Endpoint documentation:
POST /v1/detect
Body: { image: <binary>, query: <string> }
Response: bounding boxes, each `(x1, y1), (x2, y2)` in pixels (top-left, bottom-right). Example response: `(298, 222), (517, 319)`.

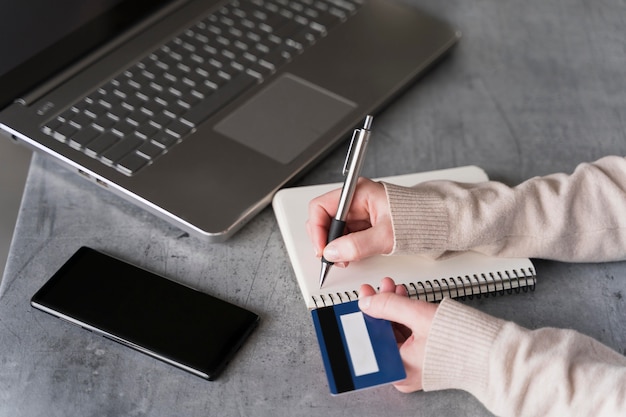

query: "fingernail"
(358, 295), (371, 310)
(324, 244), (340, 262)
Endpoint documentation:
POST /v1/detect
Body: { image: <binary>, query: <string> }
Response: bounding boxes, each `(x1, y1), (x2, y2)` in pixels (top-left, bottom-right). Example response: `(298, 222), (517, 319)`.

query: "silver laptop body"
(0, 0), (458, 241)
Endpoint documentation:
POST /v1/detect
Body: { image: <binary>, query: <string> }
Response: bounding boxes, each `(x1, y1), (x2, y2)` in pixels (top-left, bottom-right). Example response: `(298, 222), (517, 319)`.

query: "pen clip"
(342, 129), (360, 176)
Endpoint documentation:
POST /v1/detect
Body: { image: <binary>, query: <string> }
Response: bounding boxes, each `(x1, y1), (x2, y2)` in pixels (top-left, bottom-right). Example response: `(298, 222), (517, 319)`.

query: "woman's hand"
(306, 178), (394, 268)
(358, 277), (438, 393)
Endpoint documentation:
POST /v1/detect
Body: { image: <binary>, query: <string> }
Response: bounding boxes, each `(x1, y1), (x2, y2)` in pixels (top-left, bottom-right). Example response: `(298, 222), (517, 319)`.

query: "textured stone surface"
(2, 0), (626, 415)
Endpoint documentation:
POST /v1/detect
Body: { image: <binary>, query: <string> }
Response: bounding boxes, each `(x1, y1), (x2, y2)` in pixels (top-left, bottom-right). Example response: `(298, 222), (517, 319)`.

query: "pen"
(319, 115), (374, 288)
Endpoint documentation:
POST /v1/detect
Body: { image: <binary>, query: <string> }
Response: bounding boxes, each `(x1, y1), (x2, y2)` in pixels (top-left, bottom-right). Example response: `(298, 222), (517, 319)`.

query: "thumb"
(324, 224), (393, 263)
(359, 292), (437, 335)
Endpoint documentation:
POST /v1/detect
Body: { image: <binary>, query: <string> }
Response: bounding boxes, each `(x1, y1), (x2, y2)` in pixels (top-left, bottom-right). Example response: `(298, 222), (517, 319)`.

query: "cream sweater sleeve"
(423, 298), (626, 417)
(382, 156), (626, 415)
(383, 155), (626, 262)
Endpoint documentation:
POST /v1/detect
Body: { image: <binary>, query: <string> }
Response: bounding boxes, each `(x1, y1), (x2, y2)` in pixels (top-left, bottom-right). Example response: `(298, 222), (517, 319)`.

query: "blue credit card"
(311, 300), (406, 395)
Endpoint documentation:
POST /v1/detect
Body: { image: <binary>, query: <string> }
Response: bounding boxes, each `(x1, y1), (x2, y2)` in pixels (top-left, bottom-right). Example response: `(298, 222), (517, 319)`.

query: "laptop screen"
(0, 0), (175, 110)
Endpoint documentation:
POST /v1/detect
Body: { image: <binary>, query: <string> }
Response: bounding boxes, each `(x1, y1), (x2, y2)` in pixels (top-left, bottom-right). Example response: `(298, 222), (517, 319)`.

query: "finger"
(358, 283), (377, 297)
(305, 217), (331, 258)
(306, 188), (343, 256)
(395, 284), (408, 297)
(383, 277), (412, 339)
(343, 216), (394, 259)
(379, 277), (396, 293)
(323, 221), (393, 264)
(382, 277), (409, 296)
(359, 291), (437, 334)
(360, 278), (404, 299)
(306, 220), (328, 258)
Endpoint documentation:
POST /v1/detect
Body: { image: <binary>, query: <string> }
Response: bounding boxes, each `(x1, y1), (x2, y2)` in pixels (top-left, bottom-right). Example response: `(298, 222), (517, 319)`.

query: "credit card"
(311, 300), (406, 395)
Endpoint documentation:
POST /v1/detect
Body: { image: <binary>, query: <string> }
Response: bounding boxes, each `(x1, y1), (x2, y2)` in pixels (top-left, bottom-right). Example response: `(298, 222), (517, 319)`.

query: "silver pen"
(319, 115), (374, 288)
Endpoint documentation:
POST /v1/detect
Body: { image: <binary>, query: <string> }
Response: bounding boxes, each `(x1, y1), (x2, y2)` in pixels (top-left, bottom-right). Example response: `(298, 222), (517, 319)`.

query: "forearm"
(423, 298), (626, 417)
(384, 156), (626, 262)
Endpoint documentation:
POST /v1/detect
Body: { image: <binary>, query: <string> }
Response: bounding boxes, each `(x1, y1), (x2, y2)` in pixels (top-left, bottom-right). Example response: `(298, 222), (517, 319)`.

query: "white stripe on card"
(339, 312), (379, 376)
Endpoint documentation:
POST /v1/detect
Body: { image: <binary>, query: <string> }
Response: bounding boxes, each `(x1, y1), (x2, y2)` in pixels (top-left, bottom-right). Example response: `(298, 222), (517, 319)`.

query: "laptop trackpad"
(214, 74), (356, 164)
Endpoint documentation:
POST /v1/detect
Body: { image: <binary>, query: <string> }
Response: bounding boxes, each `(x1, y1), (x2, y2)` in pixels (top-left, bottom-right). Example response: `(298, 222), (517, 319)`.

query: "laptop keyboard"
(41, 0), (363, 176)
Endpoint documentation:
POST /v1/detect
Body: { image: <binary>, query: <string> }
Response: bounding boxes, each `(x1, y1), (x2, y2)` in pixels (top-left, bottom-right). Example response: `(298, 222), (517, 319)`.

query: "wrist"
(422, 298), (503, 399)
(382, 182), (449, 254)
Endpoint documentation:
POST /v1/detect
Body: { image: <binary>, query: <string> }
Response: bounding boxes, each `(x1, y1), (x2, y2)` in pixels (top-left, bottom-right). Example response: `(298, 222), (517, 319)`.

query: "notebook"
(272, 166), (537, 309)
(0, 0), (459, 242)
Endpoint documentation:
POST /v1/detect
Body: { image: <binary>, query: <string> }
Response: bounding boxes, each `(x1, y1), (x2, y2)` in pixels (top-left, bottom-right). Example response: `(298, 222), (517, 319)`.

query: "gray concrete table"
(2, 0), (626, 416)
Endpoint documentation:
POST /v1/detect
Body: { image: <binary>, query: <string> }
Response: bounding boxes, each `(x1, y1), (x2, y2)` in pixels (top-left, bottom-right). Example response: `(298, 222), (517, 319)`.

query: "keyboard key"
(92, 115), (115, 131)
(263, 47), (292, 67)
(117, 152), (149, 175)
(101, 136), (144, 165)
(85, 132), (119, 157)
(53, 124), (78, 143)
(136, 141), (164, 160)
(272, 20), (304, 38)
(249, 61), (274, 78)
(136, 123), (159, 140)
(111, 120), (136, 137)
(126, 110), (150, 127)
(151, 112), (174, 129)
(152, 132), (179, 149)
(41, 119), (61, 136)
(165, 119), (192, 139)
(69, 127), (99, 149)
(71, 112), (94, 129)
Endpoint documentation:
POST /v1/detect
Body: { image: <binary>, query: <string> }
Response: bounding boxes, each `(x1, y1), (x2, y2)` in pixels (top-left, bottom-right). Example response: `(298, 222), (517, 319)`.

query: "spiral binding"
(311, 267), (536, 308)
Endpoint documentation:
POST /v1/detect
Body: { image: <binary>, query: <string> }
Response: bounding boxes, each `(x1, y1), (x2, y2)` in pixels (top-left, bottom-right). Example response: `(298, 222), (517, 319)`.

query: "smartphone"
(31, 246), (259, 380)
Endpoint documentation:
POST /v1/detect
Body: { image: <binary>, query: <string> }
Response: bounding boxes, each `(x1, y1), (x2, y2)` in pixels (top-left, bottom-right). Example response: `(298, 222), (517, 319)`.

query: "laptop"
(0, 0), (458, 242)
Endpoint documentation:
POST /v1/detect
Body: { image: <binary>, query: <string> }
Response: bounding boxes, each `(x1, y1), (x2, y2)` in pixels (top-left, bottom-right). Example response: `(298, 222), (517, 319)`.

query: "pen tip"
(319, 262), (331, 289)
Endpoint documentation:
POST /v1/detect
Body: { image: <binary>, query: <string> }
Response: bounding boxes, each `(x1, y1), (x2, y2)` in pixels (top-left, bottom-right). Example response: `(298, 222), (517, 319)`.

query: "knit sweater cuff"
(422, 298), (503, 399)
(382, 182), (448, 254)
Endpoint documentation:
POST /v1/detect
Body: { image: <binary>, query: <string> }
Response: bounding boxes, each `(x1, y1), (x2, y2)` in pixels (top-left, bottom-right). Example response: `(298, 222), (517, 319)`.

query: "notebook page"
(273, 166), (535, 309)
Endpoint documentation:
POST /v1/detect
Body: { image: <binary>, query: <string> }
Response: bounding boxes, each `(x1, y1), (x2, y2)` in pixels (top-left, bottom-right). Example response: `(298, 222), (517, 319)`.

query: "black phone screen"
(31, 247), (259, 380)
